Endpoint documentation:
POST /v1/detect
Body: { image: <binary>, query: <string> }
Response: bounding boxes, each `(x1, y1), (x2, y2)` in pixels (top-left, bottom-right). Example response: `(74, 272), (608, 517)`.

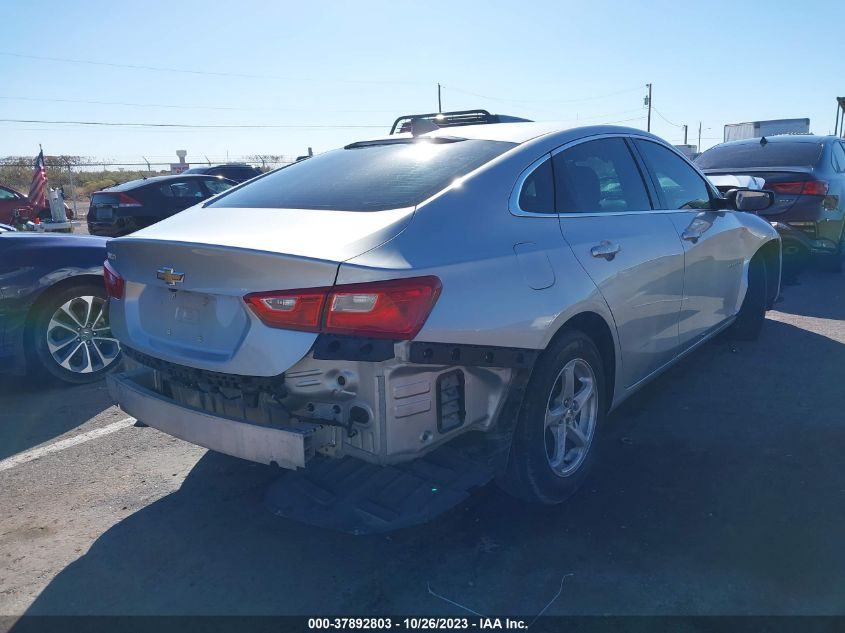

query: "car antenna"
(759, 136), (768, 146)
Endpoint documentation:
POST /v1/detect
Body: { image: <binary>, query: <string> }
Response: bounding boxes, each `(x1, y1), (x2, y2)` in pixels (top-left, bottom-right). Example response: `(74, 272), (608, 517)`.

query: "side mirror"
(725, 188), (774, 212)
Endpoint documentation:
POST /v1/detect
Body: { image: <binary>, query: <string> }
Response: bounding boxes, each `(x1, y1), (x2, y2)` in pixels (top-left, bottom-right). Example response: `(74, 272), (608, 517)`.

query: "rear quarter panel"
(337, 140), (620, 377)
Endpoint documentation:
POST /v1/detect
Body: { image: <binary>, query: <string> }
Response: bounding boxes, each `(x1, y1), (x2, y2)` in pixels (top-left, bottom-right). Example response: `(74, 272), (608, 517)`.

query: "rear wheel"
(501, 329), (606, 505)
(28, 282), (122, 384)
(727, 255), (767, 341)
(820, 237), (844, 273)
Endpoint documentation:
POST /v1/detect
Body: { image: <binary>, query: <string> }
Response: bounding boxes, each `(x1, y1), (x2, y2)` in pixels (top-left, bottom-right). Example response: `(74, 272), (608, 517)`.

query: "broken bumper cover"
(108, 340), (527, 470)
(107, 369), (311, 469)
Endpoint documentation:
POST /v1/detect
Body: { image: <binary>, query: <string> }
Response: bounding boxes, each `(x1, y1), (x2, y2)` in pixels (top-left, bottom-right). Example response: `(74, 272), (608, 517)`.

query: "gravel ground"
(0, 271), (843, 616)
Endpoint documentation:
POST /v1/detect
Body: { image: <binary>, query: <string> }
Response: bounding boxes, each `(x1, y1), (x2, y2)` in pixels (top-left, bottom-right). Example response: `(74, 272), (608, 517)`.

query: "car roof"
(103, 174), (232, 192)
(358, 122), (664, 147)
(708, 134), (832, 149)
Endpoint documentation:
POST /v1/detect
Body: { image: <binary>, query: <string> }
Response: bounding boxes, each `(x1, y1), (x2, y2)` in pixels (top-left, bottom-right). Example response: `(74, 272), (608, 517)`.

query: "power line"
(0, 51), (425, 86)
(597, 116), (648, 125)
(442, 84), (643, 105)
(652, 108), (684, 128)
(0, 118), (384, 129)
(561, 108), (647, 123)
(0, 95), (402, 114)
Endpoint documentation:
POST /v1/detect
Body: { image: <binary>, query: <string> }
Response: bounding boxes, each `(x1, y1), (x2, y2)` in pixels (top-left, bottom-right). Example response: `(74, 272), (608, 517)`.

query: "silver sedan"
(104, 121), (780, 505)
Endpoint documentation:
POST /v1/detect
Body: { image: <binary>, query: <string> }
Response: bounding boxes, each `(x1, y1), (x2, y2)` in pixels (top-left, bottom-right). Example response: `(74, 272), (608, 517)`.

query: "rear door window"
(635, 140), (713, 210)
(518, 158), (555, 213)
(208, 139), (516, 211)
(553, 138), (652, 213)
(158, 180), (205, 200)
(203, 178), (235, 195)
(238, 167), (260, 180)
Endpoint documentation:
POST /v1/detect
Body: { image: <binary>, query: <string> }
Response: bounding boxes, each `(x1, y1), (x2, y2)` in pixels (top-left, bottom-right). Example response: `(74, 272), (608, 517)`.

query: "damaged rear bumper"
(108, 341), (530, 470)
(107, 369), (318, 469)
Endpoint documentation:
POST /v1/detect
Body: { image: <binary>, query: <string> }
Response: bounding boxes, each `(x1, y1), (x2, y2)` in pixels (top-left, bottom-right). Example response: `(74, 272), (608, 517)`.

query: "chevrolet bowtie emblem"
(157, 267), (185, 286)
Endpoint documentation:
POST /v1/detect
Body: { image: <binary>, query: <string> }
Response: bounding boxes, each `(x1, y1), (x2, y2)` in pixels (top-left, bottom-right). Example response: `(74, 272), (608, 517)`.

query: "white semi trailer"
(724, 118), (810, 142)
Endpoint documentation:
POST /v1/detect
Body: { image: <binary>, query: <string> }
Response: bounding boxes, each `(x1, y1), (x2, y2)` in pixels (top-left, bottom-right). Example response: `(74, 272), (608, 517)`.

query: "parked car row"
(0, 165), (260, 380)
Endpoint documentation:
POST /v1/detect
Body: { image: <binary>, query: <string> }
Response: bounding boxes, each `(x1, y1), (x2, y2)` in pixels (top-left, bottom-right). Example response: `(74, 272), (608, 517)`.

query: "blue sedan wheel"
(30, 282), (122, 384)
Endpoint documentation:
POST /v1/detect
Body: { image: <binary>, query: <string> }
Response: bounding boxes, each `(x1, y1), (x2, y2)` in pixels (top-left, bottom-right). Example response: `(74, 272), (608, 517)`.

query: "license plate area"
(136, 287), (249, 358)
(96, 206), (114, 220)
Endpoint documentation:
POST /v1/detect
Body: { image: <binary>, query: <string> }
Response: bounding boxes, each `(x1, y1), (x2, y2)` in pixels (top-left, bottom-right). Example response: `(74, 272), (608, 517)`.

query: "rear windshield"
(90, 193), (121, 204)
(208, 139), (516, 211)
(695, 141), (824, 169)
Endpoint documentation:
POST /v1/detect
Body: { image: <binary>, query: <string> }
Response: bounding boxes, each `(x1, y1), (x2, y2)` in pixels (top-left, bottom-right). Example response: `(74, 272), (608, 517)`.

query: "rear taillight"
(325, 277), (442, 339)
(766, 180), (828, 196)
(244, 276), (442, 340)
(104, 260), (125, 299)
(243, 288), (327, 332)
(116, 192), (143, 207)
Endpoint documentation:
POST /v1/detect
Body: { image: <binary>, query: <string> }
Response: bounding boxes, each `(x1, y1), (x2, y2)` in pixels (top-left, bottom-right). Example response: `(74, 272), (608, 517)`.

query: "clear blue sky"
(2, 0), (843, 165)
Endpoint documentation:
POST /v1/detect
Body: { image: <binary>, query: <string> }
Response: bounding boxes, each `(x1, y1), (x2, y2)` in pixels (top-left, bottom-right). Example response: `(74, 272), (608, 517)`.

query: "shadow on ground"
(14, 315), (845, 616)
(0, 376), (114, 461)
(775, 269), (845, 320)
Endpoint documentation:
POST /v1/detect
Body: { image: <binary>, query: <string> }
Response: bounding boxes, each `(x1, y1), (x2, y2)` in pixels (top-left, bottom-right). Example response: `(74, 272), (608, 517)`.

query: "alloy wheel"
(543, 357), (598, 477)
(46, 295), (121, 374)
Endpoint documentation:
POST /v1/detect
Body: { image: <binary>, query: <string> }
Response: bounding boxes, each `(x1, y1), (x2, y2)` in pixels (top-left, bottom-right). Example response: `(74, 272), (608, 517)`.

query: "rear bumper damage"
(108, 340), (532, 470)
(108, 368), (314, 469)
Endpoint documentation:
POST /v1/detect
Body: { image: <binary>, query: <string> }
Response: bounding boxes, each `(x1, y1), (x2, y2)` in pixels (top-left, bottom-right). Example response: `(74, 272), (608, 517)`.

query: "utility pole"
(645, 83), (652, 132)
(437, 83), (442, 113)
(698, 122), (702, 150)
(683, 124), (688, 144)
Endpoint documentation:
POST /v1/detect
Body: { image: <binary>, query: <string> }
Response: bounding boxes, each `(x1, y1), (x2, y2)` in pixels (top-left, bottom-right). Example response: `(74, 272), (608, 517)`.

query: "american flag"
(28, 149), (47, 209)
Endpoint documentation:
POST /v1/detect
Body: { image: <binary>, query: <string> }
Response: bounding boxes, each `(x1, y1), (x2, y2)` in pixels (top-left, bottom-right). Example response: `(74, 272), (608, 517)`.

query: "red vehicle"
(0, 184), (73, 227)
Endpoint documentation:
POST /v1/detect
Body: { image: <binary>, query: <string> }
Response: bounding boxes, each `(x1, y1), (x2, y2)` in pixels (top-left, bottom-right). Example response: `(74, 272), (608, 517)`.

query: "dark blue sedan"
(0, 228), (121, 383)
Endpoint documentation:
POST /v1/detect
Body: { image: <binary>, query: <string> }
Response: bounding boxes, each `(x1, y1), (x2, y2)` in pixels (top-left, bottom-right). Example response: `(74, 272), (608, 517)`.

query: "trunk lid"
(107, 204), (414, 376)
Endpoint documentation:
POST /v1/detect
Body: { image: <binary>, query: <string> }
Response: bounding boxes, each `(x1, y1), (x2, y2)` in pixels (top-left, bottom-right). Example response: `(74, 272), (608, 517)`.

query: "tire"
(727, 255), (767, 341)
(500, 329), (606, 505)
(820, 239), (843, 274)
(27, 281), (122, 384)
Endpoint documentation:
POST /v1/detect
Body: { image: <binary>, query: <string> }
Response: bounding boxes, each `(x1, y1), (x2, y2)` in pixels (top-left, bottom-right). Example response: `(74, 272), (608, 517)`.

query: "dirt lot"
(0, 272), (843, 617)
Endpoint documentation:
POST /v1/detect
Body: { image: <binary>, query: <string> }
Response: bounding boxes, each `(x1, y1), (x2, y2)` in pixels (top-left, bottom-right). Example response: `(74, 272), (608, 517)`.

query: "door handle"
(590, 240), (621, 261)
